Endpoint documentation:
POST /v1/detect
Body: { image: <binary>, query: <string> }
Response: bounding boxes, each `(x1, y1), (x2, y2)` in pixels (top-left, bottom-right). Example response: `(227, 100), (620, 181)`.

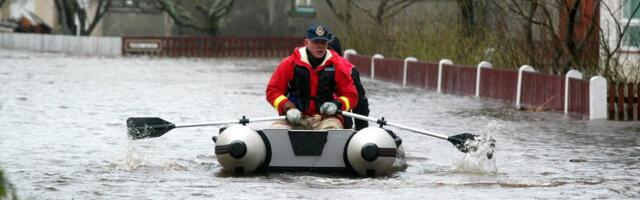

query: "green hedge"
(0, 169), (17, 200)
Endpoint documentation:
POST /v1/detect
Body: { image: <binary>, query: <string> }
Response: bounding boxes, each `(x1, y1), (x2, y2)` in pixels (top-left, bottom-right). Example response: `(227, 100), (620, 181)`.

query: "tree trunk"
(458, 0), (475, 36)
(525, 1), (538, 68)
(564, 0), (581, 73)
(54, 0), (111, 36)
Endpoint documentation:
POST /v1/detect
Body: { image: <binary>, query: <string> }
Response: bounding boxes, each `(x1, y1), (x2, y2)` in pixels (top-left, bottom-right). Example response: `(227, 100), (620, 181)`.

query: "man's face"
(305, 39), (328, 59)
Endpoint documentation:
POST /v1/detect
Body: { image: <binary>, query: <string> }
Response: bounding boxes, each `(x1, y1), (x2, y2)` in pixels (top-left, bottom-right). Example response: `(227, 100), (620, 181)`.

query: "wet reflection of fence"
(122, 36), (304, 57)
(344, 50), (607, 120)
(608, 83), (639, 121)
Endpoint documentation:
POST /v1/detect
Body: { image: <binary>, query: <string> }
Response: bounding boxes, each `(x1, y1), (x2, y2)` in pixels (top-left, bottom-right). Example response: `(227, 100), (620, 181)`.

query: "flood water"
(0, 49), (638, 199)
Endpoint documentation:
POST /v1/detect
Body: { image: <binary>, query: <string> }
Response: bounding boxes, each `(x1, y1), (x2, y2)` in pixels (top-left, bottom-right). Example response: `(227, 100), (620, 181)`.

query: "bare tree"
(496, 0), (639, 81)
(498, 0), (601, 74)
(324, 0), (353, 26)
(325, 0), (424, 27)
(599, 1), (640, 82)
(457, 0), (476, 36)
(54, 0), (112, 36)
(323, 0), (426, 55)
(500, 1), (562, 72)
(154, 0), (233, 35)
(356, 0), (424, 26)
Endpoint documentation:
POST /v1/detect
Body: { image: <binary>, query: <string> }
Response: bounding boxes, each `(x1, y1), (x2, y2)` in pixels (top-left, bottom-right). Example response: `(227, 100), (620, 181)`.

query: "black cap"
(328, 35), (342, 56)
(306, 24), (331, 41)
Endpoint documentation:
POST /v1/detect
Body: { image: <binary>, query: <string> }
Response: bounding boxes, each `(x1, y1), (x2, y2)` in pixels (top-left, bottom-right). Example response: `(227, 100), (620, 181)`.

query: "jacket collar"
(297, 47), (333, 68)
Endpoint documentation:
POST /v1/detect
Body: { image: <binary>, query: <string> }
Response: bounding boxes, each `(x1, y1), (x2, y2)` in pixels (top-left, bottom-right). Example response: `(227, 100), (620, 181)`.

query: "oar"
(126, 116), (285, 140)
(338, 111), (494, 158)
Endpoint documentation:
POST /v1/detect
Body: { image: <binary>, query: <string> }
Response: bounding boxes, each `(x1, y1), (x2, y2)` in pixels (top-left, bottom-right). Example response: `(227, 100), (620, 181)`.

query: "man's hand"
(286, 108), (302, 125)
(319, 102), (339, 116)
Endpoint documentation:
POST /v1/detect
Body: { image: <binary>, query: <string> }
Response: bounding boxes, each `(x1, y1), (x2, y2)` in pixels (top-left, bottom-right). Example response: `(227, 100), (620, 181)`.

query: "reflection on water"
(0, 49), (638, 199)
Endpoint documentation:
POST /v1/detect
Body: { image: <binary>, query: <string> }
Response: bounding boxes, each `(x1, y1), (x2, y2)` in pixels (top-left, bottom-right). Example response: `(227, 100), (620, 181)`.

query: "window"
(295, 0), (313, 8)
(109, 0), (160, 13)
(623, 0), (640, 50)
(290, 0), (315, 17)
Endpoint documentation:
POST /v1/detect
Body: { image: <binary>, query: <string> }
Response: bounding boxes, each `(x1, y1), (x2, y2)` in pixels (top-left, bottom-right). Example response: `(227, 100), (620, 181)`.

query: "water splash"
(295, 175), (362, 187)
(158, 161), (189, 171)
(112, 141), (144, 171)
(392, 145), (408, 172)
(452, 121), (499, 174)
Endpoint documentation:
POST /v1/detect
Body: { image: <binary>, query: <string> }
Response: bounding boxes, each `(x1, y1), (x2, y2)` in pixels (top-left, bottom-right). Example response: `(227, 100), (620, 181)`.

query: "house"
(0, 0), (55, 33)
(104, 0), (332, 37)
(0, 0), (324, 37)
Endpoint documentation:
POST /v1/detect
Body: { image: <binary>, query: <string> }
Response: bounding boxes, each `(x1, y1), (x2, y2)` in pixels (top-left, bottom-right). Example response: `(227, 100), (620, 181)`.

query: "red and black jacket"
(266, 47), (358, 116)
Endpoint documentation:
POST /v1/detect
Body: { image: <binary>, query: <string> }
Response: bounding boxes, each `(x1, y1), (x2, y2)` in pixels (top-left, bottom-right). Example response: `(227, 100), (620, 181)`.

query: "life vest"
(287, 64), (337, 112)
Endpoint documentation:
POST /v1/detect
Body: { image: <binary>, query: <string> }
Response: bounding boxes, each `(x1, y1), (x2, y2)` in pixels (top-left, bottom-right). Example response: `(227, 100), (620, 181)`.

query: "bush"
(337, 17), (527, 70)
(0, 169), (17, 200)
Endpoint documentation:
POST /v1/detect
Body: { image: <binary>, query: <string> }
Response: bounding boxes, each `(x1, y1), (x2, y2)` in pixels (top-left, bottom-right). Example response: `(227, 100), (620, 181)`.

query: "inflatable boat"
(213, 125), (403, 177)
(127, 111), (490, 177)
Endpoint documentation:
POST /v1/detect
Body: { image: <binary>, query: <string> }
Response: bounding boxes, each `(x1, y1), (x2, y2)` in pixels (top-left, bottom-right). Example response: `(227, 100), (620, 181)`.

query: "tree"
(599, 1), (640, 82)
(457, 0), (476, 36)
(495, 0), (640, 81)
(323, 0), (426, 54)
(498, 0), (601, 74)
(324, 0), (354, 26)
(154, 0), (233, 35)
(54, 0), (112, 36)
(325, 0), (425, 27)
(354, 0), (423, 26)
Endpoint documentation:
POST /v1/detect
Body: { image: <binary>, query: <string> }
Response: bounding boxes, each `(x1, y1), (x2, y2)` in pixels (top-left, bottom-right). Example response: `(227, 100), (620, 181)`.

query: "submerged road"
(0, 49), (638, 199)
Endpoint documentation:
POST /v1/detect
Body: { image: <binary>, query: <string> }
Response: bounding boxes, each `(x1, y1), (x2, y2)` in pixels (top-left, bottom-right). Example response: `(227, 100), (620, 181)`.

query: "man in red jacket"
(266, 24), (358, 129)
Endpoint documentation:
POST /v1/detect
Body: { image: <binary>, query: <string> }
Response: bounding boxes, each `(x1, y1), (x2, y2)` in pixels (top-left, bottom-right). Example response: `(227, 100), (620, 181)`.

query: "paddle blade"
(447, 133), (495, 159)
(447, 133), (476, 153)
(126, 117), (176, 140)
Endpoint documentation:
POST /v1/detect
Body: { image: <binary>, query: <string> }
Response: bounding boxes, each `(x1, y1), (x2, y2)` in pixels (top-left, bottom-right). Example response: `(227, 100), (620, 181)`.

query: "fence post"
(564, 70), (583, 115)
(589, 76), (608, 119)
(516, 65), (535, 109)
(403, 57), (418, 87)
(344, 49), (357, 60)
(371, 54), (384, 80)
(437, 59), (453, 93)
(475, 61), (492, 97)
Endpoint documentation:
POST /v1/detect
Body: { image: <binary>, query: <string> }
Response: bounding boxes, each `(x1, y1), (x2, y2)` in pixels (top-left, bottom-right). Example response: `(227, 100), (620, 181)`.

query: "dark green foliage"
(0, 169), (17, 200)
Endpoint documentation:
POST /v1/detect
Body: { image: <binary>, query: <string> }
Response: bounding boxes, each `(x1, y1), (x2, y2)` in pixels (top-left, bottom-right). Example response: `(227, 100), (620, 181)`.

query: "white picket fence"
(0, 33), (121, 56)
